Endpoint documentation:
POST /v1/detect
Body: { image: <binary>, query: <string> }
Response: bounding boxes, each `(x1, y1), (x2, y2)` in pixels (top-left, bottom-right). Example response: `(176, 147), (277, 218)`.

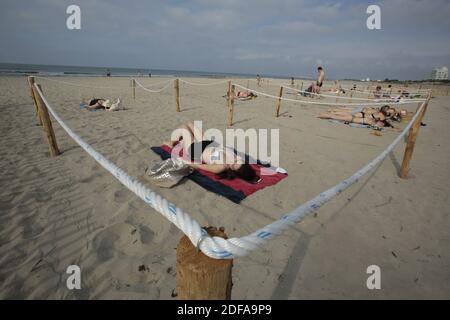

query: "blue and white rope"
(34, 83), (427, 259)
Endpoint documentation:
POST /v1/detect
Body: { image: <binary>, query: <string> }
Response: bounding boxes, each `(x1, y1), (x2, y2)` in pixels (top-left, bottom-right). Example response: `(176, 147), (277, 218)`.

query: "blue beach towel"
(79, 103), (101, 112)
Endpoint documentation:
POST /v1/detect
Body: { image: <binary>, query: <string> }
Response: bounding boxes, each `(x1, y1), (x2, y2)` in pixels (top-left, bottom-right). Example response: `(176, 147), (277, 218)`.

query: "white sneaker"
(109, 98), (122, 111)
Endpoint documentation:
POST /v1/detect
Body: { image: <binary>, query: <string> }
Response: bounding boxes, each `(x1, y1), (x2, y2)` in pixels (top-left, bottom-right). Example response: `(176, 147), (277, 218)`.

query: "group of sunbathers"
(319, 105), (407, 128)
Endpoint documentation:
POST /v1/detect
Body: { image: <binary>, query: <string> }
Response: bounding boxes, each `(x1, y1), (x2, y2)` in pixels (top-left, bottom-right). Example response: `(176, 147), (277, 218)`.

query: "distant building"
(431, 67), (448, 80)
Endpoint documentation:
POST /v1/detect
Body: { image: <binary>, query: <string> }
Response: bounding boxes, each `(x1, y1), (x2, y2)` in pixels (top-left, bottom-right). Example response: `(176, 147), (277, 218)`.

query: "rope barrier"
(33, 80), (428, 259)
(131, 78), (172, 89)
(34, 76), (125, 89)
(133, 78), (173, 93)
(179, 78), (230, 86)
(281, 85), (426, 102)
(234, 83), (426, 106)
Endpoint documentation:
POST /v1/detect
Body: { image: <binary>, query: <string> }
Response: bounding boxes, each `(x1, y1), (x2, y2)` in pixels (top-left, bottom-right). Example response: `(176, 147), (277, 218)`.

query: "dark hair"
(217, 164), (259, 183)
(380, 105), (390, 115)
(318, 66), (323, 70)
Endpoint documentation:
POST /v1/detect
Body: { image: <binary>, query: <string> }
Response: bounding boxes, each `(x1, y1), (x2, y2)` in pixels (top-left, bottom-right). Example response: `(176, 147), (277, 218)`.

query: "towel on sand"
(150, 144), (288, 203)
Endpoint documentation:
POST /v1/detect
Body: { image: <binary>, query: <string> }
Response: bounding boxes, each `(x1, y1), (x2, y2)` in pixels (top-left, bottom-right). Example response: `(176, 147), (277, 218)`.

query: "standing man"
(314, 66), (325, 93)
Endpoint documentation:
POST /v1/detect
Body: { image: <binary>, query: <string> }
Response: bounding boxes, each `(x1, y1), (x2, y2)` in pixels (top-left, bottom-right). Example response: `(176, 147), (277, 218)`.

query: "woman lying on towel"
(325, 105), (406, 122)
(319, 105), (397, 128)
(224, 90), (257, 100)
(86, 98), (108, 110)
(166, 121), (260, 183)
(85, 98), (123, 111)
(236, 90), (256, 99)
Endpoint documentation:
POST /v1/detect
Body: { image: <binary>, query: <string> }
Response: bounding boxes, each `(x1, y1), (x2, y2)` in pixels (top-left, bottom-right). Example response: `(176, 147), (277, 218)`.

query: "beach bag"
(145, 158), (193, 188)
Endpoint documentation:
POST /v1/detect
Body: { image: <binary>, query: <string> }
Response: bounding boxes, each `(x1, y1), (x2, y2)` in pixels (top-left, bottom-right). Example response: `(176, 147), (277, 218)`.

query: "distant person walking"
(106, 69), (111, 77)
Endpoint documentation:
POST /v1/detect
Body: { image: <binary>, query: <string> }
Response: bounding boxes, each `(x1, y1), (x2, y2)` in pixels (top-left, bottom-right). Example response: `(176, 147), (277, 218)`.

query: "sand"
(0, 75), (449, 299)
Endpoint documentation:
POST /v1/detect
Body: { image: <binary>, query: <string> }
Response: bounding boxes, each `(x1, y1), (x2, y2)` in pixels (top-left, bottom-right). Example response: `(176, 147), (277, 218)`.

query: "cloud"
(0, 0), (449, 79)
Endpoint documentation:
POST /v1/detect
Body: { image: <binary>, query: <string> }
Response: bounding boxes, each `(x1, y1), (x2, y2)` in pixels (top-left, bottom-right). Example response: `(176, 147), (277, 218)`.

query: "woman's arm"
(189, 163), (225, 174)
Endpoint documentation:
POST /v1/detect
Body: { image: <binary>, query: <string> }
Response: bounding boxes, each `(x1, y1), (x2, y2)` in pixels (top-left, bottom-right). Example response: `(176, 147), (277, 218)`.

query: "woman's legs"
(185, 121), (204, 142)
(318, 113), (372, 125)
(169, 124), (194, 153)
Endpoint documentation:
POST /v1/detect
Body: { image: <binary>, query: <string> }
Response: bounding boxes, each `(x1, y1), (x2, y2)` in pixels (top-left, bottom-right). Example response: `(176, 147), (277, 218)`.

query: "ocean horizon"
(0, 62), (299, 80)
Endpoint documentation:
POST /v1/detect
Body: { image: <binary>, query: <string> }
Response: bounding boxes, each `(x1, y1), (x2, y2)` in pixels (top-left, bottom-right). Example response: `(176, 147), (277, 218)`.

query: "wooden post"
(176, 227), (233, 300)
(335, 91), (340, 103)
(300, 81), (303, 92)
(28, 76), (42, 126)
(174, 78), (180, 112)
(399, 99), (429, 179)
(275, 86), (283, 117)
(349, 91), (353, 104)
(227, 84), (235, 127)
(32, 84), (60, 157)
(226, 80), (232, 109)
(131, 79), (136, 100)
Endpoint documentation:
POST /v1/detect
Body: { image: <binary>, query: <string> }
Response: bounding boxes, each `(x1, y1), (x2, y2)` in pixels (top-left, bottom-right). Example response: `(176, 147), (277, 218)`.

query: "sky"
(0, 0), (449, 80)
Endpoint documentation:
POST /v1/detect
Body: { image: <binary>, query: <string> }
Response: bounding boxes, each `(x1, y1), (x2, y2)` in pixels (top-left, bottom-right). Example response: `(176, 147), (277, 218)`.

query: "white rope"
(234, 84), (425, 106)
(33, 81), (427, 260)
(134, 78), (173, 93)
(328, 85), (430, 96)
(179, 78), (230, 86)
(131, 78), (172, 89)
(281, 85), (426, 102)
(34, 76), (124, 89)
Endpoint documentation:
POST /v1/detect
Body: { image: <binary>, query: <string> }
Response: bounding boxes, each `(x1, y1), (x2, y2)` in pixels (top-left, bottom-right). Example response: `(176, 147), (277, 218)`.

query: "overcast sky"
(1, 0), (449, 79)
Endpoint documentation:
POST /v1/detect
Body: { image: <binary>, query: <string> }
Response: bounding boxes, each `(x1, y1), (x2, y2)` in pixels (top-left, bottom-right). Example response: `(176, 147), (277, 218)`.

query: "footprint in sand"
(113, 189), (129, 203)
(138, 225), (154, 244)
(93, 230), (120, 262)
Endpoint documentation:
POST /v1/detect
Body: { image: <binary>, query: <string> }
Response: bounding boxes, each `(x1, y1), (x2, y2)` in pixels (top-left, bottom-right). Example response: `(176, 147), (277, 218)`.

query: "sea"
(0, 62), (272, 79)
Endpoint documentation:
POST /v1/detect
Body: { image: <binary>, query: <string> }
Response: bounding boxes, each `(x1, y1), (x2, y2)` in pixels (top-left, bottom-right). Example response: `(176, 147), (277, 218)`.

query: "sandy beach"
(0, 75), (449, 299)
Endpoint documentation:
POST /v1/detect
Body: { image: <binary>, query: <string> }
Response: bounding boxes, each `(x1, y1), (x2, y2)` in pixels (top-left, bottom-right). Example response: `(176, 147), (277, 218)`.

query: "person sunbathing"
(85, 98), (123, 111)
(166, 122), (259, 183)
(319, 105), (395, 128)
(86, 98), (108, 110)
(236, 90), (256, 98)
(326, 105), (405, 122)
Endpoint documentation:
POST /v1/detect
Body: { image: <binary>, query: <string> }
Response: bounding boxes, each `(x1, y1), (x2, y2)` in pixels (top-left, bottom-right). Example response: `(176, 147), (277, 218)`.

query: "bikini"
(188, 140), (215, 162)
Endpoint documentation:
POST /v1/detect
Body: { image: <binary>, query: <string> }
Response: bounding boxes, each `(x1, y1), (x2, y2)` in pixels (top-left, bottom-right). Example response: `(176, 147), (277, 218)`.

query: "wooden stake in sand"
(176, 227), (233, 300)
(300, 81), (303, 92)
(28, 76), (42, 126)
(227, 84), (235, 127)
(399, 98), (429, 179)
(131, 79), (136, 100)
(32, 84), (60, 157)
(174, 78), (180, 112)
(349, 91), (353, 104)
(335, 91), (340, 103)
(275, 86), (283, 117)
